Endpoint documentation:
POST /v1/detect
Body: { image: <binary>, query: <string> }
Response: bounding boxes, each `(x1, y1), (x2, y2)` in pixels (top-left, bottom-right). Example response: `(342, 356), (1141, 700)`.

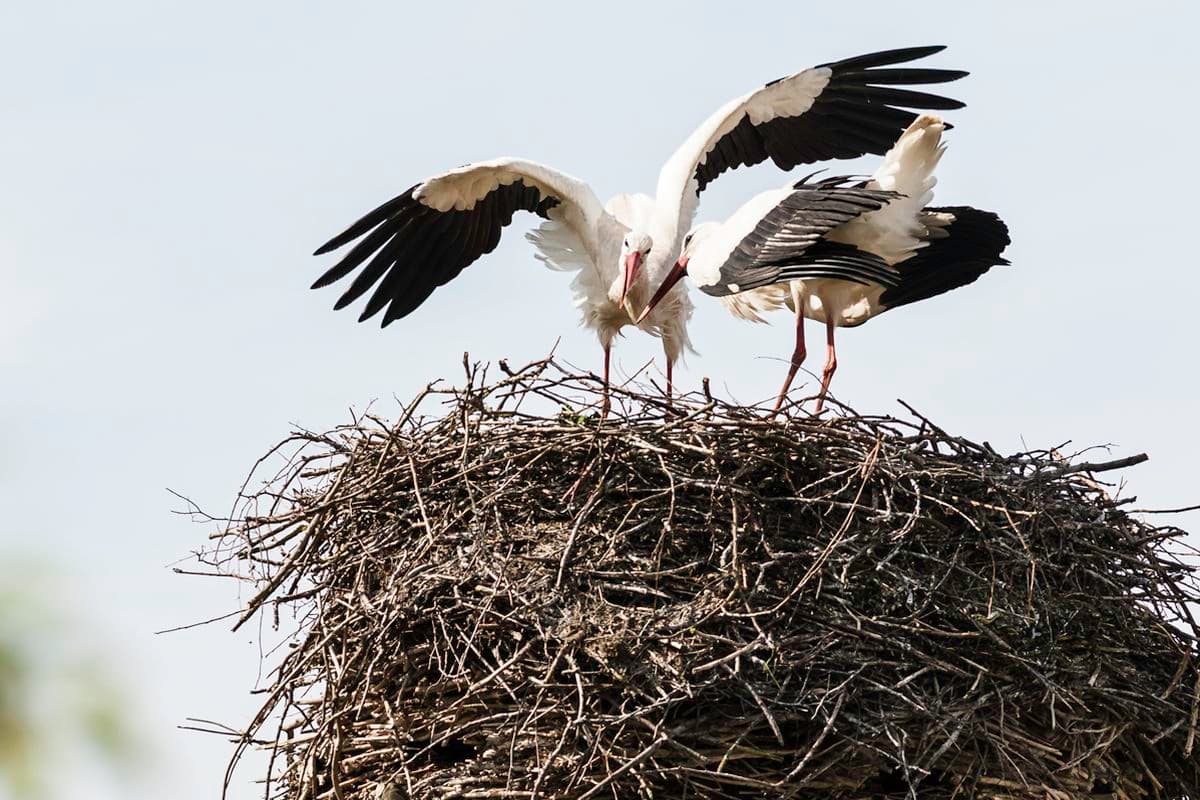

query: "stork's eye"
(684, 233), (694, 247)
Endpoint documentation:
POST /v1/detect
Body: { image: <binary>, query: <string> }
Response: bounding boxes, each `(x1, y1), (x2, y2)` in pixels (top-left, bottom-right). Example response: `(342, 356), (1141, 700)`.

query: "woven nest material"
(201, 358), (1200, 800)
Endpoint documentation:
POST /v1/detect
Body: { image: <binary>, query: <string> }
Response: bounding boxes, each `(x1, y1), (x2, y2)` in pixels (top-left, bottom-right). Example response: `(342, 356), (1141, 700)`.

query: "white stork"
(638, 115), (1011, 414)
(310, 46), (968, 401)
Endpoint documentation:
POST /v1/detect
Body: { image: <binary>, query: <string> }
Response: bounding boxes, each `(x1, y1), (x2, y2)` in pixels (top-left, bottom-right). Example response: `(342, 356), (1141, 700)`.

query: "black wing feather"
(313, 189), (417, 257)
(815, 45), (948, 72)
(356, 211), (459, 321)
(833, 67), (970, 86)
(831, 84), (966, 110)
(311, 205), (414, 290)
(369, 208), (462, 322)
(333, 233), (407, 312)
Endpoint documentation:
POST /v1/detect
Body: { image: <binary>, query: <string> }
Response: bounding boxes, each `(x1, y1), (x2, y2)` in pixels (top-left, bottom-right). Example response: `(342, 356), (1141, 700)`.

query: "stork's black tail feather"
(879, 206), (1011, 310)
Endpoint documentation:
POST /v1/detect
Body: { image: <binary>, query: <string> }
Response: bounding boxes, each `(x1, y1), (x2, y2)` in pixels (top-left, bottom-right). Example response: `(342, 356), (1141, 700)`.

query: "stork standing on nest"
(638, 115), (1010, 413)
(310, 47), (968, 402)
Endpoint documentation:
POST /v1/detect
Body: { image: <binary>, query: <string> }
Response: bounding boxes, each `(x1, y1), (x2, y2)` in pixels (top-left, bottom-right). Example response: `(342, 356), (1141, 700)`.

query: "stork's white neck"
(651, 179), (694, 260)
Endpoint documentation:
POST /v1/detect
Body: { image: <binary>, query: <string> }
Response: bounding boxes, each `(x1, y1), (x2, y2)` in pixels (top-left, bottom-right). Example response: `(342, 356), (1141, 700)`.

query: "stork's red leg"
(666, 359), (674, 406)
(771, 302), (807, 416)
(814, 315), (838, 414)
(602, 343), (612, 415)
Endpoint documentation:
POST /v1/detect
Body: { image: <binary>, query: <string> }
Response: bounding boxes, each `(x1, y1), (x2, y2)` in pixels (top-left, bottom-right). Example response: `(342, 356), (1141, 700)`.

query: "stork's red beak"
(635, 257), (688, 324)
(619, 252), (642, 307)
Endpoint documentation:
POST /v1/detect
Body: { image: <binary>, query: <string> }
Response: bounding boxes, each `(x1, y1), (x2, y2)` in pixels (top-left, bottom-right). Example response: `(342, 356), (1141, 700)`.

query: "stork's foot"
(769, 391), (789, 419)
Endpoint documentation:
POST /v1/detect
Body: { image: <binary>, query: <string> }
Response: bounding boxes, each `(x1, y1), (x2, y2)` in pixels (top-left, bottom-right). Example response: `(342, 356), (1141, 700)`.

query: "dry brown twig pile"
(197, 357), (1200, 800)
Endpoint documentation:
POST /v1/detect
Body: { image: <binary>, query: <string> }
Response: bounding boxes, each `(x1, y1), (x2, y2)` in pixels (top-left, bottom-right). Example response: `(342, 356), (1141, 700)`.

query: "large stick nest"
(201, 358), (1200, 800)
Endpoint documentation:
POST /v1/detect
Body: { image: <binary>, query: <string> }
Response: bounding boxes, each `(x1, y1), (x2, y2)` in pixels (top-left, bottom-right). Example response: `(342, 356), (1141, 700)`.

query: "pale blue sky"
(2, 2), (1198, 798)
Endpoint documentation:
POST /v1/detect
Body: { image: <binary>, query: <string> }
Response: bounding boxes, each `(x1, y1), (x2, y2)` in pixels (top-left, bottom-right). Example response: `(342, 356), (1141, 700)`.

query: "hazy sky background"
(3, 2), (1198, 797)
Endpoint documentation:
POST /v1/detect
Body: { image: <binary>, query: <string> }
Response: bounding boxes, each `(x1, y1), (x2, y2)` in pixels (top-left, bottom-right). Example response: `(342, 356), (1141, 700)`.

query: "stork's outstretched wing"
(312, 158), (609, 325)
(656, 45), (966, 234)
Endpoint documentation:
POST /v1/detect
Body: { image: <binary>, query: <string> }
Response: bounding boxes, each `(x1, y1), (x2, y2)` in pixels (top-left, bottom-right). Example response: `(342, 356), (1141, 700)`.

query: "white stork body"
(639, 115), (1011, 413)
(310, 47), (967, 403)
(524, 189), (694, 393)
(785, 113), (949, 332)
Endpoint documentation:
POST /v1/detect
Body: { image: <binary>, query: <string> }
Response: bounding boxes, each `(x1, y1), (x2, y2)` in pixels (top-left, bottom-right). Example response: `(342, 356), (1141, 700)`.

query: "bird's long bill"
(635, 258), (687, 324)
(619, 252), (642, 307)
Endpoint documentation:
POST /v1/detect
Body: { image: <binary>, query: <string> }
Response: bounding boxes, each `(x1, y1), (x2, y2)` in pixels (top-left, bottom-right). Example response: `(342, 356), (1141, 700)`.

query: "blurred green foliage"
(0, 564), (136, 799)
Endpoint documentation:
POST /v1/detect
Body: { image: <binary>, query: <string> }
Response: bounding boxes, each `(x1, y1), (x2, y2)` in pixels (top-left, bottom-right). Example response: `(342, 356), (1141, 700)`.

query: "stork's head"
(617, 231), (654, 307)
(679, 222), (719, 262)
(635, 223), (717, 324)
